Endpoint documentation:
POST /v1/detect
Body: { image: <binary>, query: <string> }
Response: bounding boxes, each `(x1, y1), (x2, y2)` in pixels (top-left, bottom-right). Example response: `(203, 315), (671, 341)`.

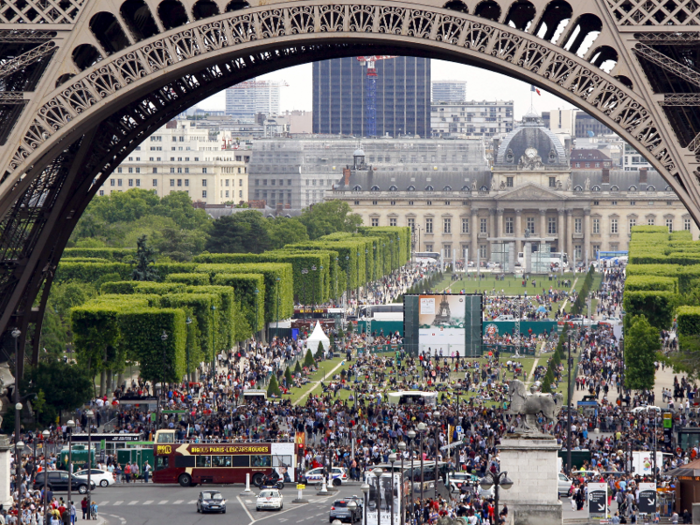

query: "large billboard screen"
(403, 294), (483, 357)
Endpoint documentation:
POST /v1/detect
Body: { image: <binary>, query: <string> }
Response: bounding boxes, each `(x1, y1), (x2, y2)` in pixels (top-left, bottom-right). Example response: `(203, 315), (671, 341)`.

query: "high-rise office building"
(225, 79), (285, 121)
(432, 80), (467, 103)
(312, 56), (430, 138)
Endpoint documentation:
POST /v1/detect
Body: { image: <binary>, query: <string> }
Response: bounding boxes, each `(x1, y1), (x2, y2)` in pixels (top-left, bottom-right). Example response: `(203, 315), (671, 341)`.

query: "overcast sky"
(197, 58), (578, 119)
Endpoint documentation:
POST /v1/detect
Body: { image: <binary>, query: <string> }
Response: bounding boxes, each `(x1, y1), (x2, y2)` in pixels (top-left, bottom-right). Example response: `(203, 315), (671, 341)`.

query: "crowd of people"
(9, 261), (700, 525)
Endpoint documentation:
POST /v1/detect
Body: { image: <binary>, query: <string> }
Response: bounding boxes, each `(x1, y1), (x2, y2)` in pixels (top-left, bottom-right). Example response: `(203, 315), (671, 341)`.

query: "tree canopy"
(265, 217), (309, 250)
(205, 211), (272, 254)
(624, 315), (661, 391)
(299, 201), (363, 240)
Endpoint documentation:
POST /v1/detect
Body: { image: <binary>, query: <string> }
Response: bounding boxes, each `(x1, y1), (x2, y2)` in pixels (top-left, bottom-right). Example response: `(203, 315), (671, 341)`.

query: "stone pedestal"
(498, 435), (562, 525)
(0, 435), (13, 509)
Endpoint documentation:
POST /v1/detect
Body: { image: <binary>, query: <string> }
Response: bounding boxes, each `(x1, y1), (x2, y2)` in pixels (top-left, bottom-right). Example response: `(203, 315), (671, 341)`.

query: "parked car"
(447, 472), (479, 492)
(329, 497), (362, 523)
(196, 490), (226, 514)
(558, 473), (572, 497)
(256, 488), (283, 511)
(631, 405), (661, 414)
(303, 467), (348, 486)
(33, 472), (95, 494)
(74, 469), (114, 488)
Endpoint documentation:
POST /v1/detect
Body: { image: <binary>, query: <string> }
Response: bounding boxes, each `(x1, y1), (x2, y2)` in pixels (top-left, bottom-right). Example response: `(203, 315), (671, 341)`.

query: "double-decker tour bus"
(152, 429), (298, 487)
(291, 307), (345, 330)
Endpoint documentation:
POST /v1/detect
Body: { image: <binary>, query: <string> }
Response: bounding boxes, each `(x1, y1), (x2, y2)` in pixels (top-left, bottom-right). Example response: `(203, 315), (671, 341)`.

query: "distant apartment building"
(225, 79), (285, 121)
(542, 110), (613, 138)
(570, 149), (613, 170)
(248, 137), (487, 209)
(623, 143), (654, 171)
(430, 101), (514, 139)
(432, 81), (467, 103)
(312, 57), (431, 138)
(101, 121), (249, 205)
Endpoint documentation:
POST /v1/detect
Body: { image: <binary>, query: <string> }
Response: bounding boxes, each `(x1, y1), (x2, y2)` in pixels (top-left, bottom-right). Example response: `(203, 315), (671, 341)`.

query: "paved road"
(90, 483), (360, 525)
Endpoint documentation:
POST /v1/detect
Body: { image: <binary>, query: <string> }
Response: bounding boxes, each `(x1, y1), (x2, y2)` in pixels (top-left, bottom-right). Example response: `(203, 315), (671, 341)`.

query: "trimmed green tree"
(294, 360), (302, 374)
(132, 235), (159, 281)
(267, 374), (281, 397)
(316, 341), (325, 359)
(284, 366), (293, 387)
(303, 348), (315, 367)
(624, 315), (660, 391)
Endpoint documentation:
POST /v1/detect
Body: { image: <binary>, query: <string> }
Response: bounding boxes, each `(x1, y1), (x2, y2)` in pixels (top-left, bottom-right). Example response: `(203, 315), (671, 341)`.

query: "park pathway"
(293, 359), (347, 406)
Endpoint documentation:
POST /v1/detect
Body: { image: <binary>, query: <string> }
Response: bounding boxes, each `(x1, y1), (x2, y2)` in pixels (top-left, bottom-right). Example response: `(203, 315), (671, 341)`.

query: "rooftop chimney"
(343, 168), (351, 187)
(640, 168), (648, 184)
(601, 167), (610, 192)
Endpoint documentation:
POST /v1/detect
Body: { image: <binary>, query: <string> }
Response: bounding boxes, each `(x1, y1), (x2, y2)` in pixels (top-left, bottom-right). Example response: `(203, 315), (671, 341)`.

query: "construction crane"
(356, 56), (397, 137)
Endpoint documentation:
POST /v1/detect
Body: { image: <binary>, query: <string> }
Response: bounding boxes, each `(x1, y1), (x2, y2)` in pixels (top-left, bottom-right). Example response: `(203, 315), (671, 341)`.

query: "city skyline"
(198, 58), (579, 123)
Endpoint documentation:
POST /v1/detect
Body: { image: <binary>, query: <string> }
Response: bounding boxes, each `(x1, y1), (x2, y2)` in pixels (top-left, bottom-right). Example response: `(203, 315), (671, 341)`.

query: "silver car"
(329, 497), (362, 523)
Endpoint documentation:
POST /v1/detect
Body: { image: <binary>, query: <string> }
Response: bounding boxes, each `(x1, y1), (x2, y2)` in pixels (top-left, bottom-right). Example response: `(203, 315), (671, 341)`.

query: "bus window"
(155, 456), (169, 471)
(156, 432), (174, 444)
(212, 456), (232, 467)
(252, 455), (271, 467)
(174, 456), (195, 468)
(196, 456), (212, 468)
(233, 456), (250, 467)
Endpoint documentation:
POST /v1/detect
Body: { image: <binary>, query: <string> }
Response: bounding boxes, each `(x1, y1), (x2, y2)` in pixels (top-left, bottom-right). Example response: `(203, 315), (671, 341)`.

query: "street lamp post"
(158, 330), (168, 431)
(42, 429), (49, 525)
(480, 471), (513, 525)
(361, 482), (370, 525)
(301, 269), (308, 306)
(417, 422), (427, 524)
(275, 277), (281, 341)
(185, 317), (192, 383)
(345, 255), (350, 312)
(566, 331), (572, 474)
(66, 420), (76, 505)
(407, 430), (416, 524)
(211, 305), (217, 374)
(12, 326), (21, 490)
(373, 467), (383, 525)
(311, 265), (317, 310)
(254, 288), (260, 342)
(389, 454), (397, 525)
(85, 410), (94, 519)
(432, 411), (440, 500)
(14, 439), (23, 497)
(398, 442), (406, 525)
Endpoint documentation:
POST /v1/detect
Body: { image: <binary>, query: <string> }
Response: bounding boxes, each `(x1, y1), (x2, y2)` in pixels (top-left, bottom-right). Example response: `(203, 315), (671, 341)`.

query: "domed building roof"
(495, 114), (568, 168)
(353, 148), (365, 157)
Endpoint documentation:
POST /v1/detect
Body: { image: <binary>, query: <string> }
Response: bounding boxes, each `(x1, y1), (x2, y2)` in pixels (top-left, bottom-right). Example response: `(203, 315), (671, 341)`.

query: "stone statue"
(500, 180), (506, 190)
(565, 178), (571, 191)
(584, 177), (590, 191)
(471, 180), (476, 191)
(557, 180), (562, 189)
(507, 379), (563, 435)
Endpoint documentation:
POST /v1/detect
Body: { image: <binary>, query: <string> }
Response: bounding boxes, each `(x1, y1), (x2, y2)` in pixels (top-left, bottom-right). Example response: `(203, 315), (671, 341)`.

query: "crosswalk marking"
(143, 501), (153, 505)
(128, 501), (138, 506)
(187, 500), (196, 504)
(98, 502), (109, 506)
(173, 500), (183, 505)
(158, 500), (169, 505)
(113, 501), (123, 506)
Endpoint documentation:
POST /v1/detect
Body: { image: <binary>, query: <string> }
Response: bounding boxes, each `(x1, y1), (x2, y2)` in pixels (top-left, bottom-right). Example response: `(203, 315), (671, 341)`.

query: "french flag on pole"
(531, 85), (542, 96)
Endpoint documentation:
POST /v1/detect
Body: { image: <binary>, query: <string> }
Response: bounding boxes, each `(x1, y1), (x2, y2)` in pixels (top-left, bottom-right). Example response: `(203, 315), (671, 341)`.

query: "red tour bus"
(152, 430), (297, 487)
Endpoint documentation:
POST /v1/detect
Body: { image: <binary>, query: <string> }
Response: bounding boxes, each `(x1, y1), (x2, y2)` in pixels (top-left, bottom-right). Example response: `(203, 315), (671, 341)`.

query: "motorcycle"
(256, 474), (284, 490)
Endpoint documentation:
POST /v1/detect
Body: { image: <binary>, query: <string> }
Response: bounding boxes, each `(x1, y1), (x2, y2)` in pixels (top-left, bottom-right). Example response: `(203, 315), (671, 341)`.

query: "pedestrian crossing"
(95, 497), (330, 506)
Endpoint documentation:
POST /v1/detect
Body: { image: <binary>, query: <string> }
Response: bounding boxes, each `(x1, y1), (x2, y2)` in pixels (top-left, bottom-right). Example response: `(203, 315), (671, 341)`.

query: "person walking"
(142, 461), (150, 484)
(80, 499), (87, 521)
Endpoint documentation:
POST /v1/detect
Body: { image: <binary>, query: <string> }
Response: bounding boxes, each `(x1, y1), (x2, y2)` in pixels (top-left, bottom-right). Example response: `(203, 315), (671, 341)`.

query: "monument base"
(507, 502), (562, 525)
(499, 435), (562, 525)
(0, 436), (12, 509)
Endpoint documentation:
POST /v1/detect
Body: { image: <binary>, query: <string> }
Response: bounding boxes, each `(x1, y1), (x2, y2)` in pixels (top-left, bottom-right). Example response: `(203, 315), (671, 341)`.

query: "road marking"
(236, 496), (255, 523)
(143, 500), (153, 505)
(173, 500), (183, 504)
(112, 501), (123, 506)
(279, 520), (288, 523)
(187, 500), (196, 504)
(127, 501), (138, 506)
(99, 502), (109, 506)
(296, 520), (304, 523)
(246, 500), (253, 504)
(158, 500), (169, 505)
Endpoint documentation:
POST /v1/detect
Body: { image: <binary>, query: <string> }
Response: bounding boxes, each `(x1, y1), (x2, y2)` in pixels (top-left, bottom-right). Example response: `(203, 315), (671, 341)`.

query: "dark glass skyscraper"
(312, 56), (430, 138)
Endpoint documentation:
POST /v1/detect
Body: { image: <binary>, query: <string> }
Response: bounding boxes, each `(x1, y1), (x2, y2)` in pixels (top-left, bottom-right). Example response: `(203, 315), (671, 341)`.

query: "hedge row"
(625, 275), (677, 293)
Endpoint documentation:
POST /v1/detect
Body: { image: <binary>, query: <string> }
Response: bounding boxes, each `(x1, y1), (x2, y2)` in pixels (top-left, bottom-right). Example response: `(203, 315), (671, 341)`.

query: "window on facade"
(152, 179), (157, 187)
(648, 217), (655, 226)
(371, 218), (379, 227)
(425, 244), (433, 252)
(575, 245), (582, 260)
(574, 218), (582, 234)
(480, 218), (487, 234)
(99, 190), (104, 196)
(443, 218), (451, 234)
(506, 177), (513, 188)
(505, 217), (514, 234)
(177, 179), (182, 187)
(685, 219), (692, 231)
(202, 190), (207, 198)
(426, 218), (433, 233)
(549, 177), (556, 188)
(593, 219), (600, 234)
(136, 179), (140, 187)
(479, 245), (487, 259)
(390, 218), (397, 227)
(548, 217), (557, 234)
(667, 218), (673, 232)
(117, 179), (122, 187)
(117, 168), (122, 173)
(128, 179), (133, 187)
(408, 218), (415, 232)
(170, 179), (175, 187)
(592, 245), (600, 256)
(110, 179), (115, 186)
(610, 219), (618, 234)
(202, 168), (207, 174)
(444, 245), (451, 259)
(462, 218), (469, 234)
(526, 217), (535, 234)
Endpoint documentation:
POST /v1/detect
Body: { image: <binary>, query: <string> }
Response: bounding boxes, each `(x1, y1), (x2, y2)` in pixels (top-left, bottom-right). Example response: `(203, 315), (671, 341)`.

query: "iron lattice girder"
(0, 41), (55, 82)
(0, 31), (55, 43)
(0, 93), (24, 104)
(635, 43), (700, 89)
(635, 32), (700, 45)
(661, 94), (700, 106)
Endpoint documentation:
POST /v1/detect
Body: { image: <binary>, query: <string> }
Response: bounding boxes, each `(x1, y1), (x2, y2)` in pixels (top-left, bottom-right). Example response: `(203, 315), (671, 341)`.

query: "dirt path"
(293, 359), (347, 406)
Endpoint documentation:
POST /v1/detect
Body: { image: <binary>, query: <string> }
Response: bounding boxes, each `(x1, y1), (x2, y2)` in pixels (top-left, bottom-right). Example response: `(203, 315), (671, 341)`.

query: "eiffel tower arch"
(0, 0), (699, 370)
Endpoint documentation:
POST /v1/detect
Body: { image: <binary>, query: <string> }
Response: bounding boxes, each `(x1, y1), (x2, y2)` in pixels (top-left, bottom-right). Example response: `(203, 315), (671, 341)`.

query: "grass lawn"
(440, 272), (582, 296)
(285, 356), (349, 404)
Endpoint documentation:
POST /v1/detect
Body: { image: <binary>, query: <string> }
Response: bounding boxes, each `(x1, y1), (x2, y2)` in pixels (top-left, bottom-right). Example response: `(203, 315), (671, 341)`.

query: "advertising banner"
(364, 473), (401, 525)
(588, 482), (607, 518)
(638, 483), (657, 515)
(418, 295), (466, 357)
